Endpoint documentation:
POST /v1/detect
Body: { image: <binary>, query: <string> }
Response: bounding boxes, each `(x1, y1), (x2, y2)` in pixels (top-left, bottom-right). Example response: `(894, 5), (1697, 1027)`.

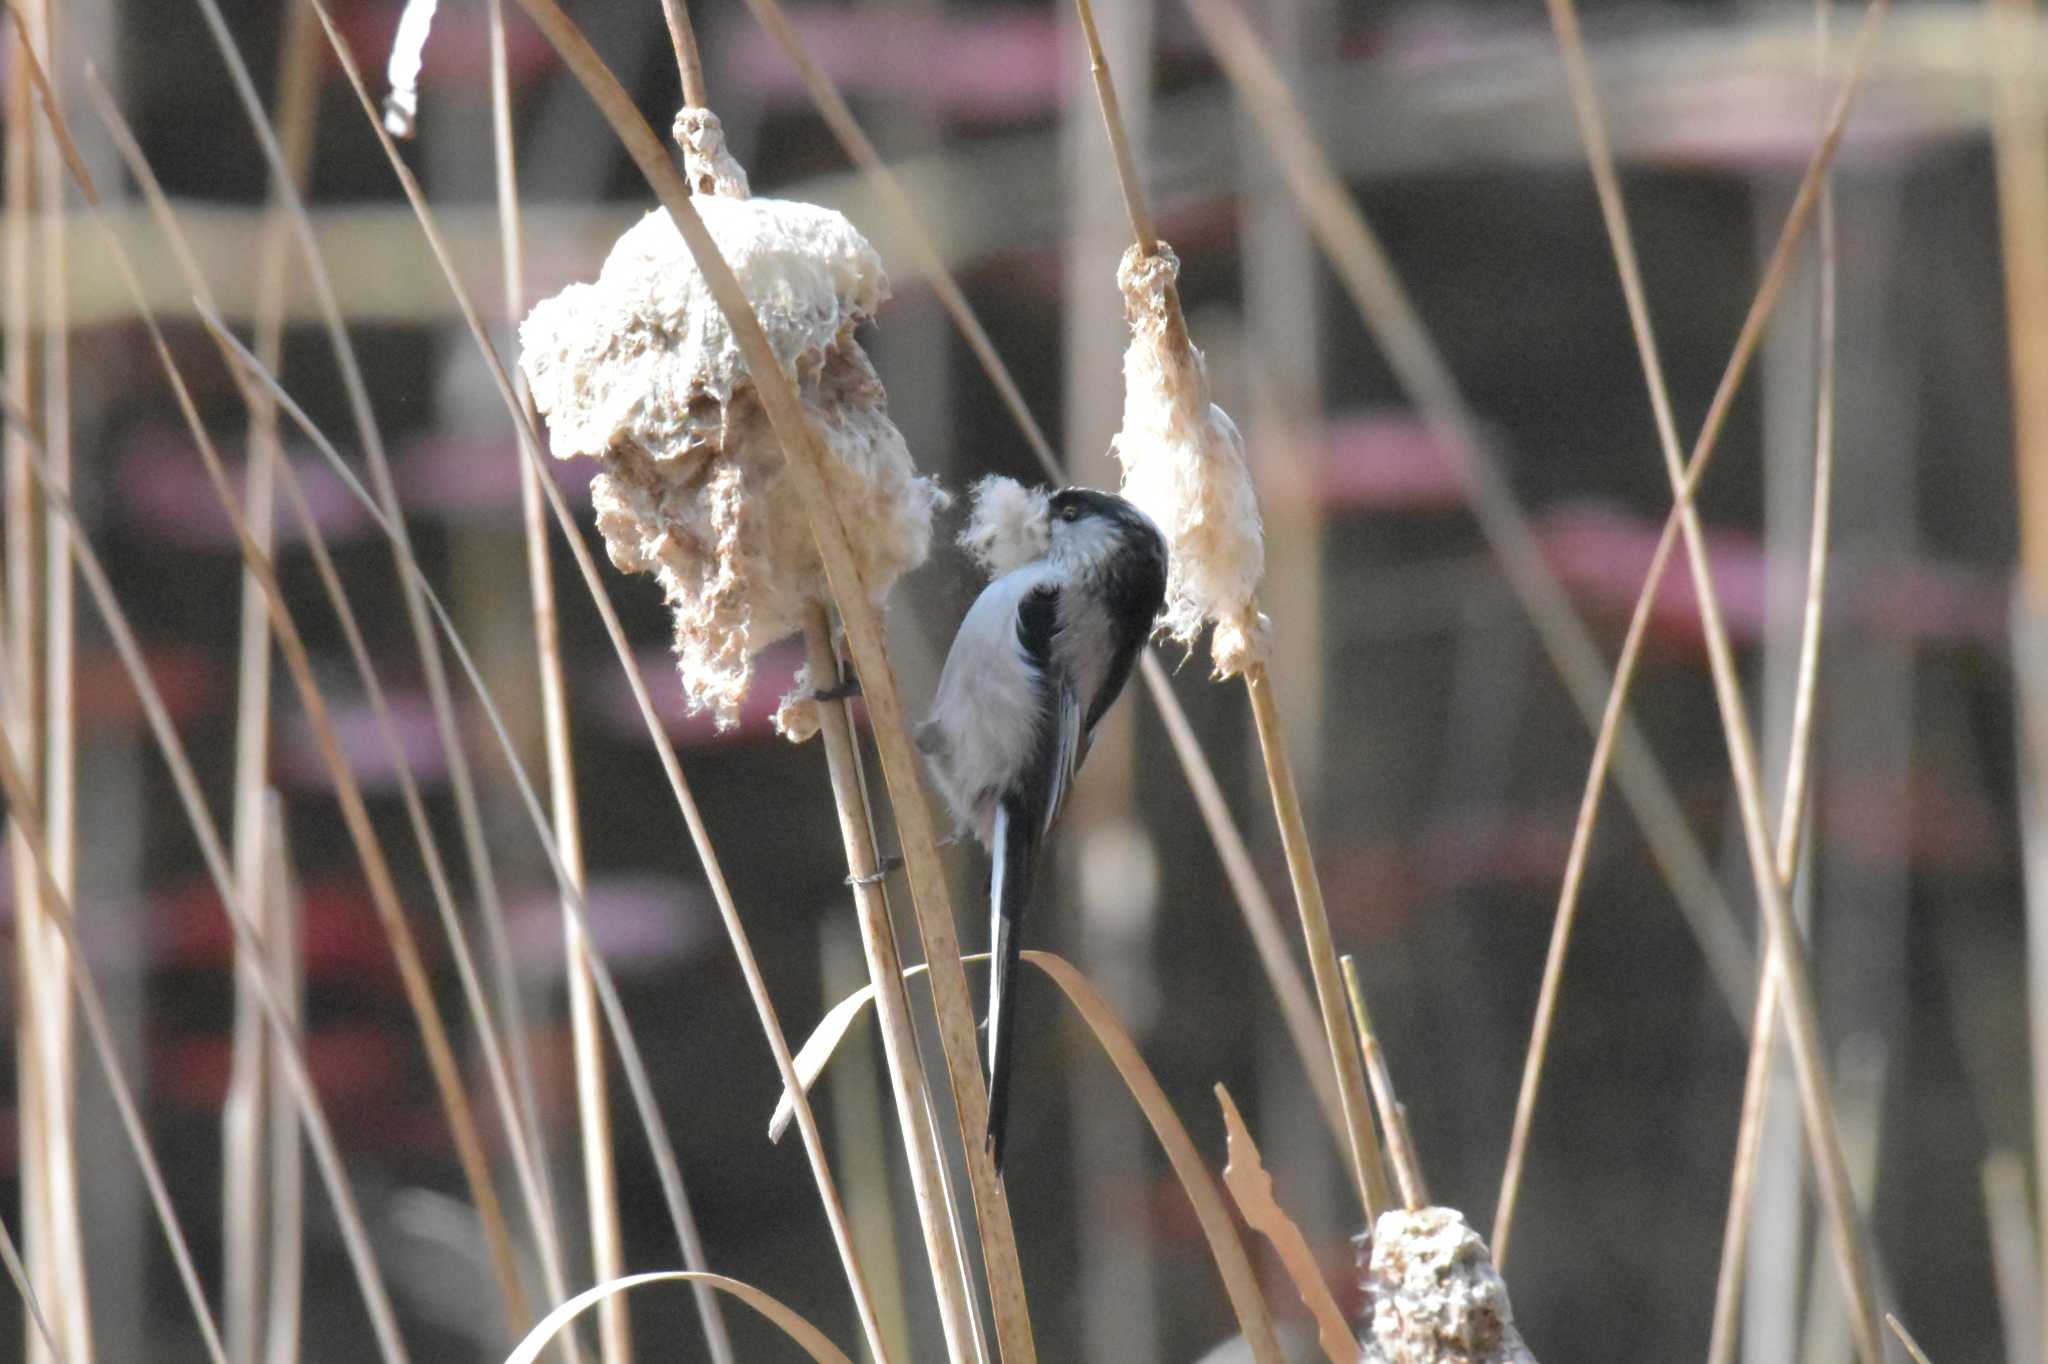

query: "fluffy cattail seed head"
(519, 185), (946, 729)
(1110, 244), (1270, 679)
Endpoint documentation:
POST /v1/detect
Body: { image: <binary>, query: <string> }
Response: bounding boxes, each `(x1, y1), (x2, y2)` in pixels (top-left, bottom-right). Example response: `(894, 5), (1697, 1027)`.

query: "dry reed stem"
(505, 1273), (856, 1364)
(1703, 0), (1844, 1353)
(1246, 664), (1390, 1220)
(184, 6), (537, 1322)
(25, 4), (86, 1355)
(26, 64), (477, 1362)
(1341, 956), (1424, 1212)
(497, 4), (1032, 1356)
(1214, 1085), (1355, 1364)
(772, 949), (1283, 1363)
(1183, 0), (1755, 1023)
(660, 0), (708, 111)
(0, 612), (228, 1364)
(481, 0), (577, 1313)
(299, 10), (895, 1356)
(200, 307), (736, 1364)
(482, 3), (614, 1358)
(1888, 1314), (1937, 1364)
(1068, 0), (1387, 1221)
(1537, 2), (1888, 1357)
(2, 4), (49, 1355)
(259, 792), (304, 1364)
(802, 604), (981, 1364)
(91, 84), (578, 1347)
(76, 54), (530, 1338)
(737, 0), (1343, 1139)
(221, 9), (319, 1357)
(1495, 0), (1880, 1265)
(0, 1192), (58, 1363)
(0, 380), (412, 1363)
(1149, 659), (1344, 1138)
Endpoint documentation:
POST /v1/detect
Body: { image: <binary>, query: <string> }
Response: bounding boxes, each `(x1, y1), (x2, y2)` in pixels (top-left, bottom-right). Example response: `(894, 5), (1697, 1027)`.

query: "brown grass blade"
(1182, 0), (1754, 1026)
(1214, 1085), (1355, 1364)
(0, 383), (412, 1364)
(659, 0), (707, 109)
(773, 951), (1282, 1364)
(0, 1195), (58, 1363)
(733, 0), (1343, 1143)
(1340, 956), (1424, 1211)
(185, 0), (540, 1328)
(505, 1273), (855, 1364)
(494, 2), (1022, 1356)
(481, 3), (608, 1359)
(233, 10), (889, 1355)
(86, 80), (588, 1351)
(0, 636), (222, 1364)
(803, 605), (981, 1364)
(3, 4), (51, 1356)
(221, 8), (318, 1357)
(1704, 0), (1844, 1353)
(199, 306), (737, 1364)
(183, 6), (537, 1326)
(1536, 1), (1889, 1356)
(26, 3), (87, 1354)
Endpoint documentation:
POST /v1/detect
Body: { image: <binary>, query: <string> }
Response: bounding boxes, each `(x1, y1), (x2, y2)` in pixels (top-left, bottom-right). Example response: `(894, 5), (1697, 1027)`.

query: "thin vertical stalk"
(803, 604), (980, 1364)
(223, 7), (319, 1357)
(1705, 0), (1843, 1353)
(1535, 3), (1887, 1359)
(498, 4), (1027, 1355)
(3, 3), (48, 1355)
(1341, 956), (1422, 1212)
(660, 0), (707, 110)
(486, 2), (616, 1358)
(28, 0), (87, 1352)
(259, 792), (304, 1364)
(4, 35), (414, 1357)
(184, 6), (536, 1329)
(1069, 0), (1388, 1223)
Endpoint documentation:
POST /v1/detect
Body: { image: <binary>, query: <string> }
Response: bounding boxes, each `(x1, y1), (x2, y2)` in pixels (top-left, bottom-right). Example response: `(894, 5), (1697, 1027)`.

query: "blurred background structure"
(0, 0), (2040, 1360)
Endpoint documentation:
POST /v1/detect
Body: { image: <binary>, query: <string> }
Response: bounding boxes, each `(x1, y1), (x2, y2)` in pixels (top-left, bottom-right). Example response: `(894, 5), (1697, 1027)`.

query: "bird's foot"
(811, 673), (862, 703)
(841, 836), (961, 888)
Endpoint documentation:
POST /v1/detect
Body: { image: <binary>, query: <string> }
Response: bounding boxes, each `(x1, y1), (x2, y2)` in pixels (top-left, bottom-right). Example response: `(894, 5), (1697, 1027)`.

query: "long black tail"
(984, 802), (1034, 1174)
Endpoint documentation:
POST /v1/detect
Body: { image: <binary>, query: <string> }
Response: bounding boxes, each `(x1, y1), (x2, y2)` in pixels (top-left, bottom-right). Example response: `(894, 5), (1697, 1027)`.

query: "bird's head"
(1047, 488), (1164, 570)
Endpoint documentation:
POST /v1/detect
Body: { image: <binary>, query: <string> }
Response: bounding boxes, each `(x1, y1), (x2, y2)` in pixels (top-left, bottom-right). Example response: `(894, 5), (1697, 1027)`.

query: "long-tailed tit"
(918, 487), (1167, 1171)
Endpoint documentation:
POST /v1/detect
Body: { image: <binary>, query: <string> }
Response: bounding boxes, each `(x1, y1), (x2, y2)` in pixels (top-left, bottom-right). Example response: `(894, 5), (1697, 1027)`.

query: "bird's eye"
(1060, 505), (1080, 522)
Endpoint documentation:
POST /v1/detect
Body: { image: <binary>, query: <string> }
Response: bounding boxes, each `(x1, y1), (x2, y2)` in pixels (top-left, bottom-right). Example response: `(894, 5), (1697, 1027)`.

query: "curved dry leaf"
(1216, 1084), (1357, 1364)
(771, 950), (1282, 1364)
(504, 1272), (852, 1364)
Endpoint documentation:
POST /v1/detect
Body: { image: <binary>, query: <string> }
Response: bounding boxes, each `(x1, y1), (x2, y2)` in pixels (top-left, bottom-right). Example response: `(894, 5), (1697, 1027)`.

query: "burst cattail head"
(957, 475), (1052, 579)
(1110, 244), (1270, 679)
(1358, 1208), (1535, 1364)
(518, 114), (946, 730)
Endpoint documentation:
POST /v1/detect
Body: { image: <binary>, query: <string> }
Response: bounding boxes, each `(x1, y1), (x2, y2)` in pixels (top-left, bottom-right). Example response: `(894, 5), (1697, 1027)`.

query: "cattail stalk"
(803, 603), (981, 1364)
(1069, 0), (1388, 1222)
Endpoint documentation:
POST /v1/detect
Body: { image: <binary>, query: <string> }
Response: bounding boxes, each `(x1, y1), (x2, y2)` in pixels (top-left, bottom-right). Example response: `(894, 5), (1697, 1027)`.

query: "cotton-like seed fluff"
(957, 475), (1052, 580)
(1110, 243), (1270, 679)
